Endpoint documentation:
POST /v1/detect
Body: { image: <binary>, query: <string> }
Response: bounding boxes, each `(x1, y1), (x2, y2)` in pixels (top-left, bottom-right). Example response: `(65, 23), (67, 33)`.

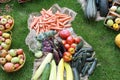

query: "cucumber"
(72, 67), (80, 80)
(41, 63), (51, 80)
(88, 58), (97, 76)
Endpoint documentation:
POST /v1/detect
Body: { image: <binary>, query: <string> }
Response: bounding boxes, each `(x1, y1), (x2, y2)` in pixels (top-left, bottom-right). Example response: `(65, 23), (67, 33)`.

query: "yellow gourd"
(115, 33), (120, 48)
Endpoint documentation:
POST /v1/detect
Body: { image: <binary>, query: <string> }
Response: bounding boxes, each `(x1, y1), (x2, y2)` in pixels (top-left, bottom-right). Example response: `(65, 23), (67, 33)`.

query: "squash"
(99, 0), (109, 17)
(85, 0), (97, 20)
(115, 33), (120, 48)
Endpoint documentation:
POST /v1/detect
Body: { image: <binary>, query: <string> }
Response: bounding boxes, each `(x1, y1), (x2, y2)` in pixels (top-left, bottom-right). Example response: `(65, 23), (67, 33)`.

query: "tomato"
(63, 52), (72, 62)
(68, 47), (75, 54)
(66, 36), (74, 45)
(74, 37), (81, 44)
(62, 40), (66, 45)
(71, 43), (77, 49)
(59, 29), (71, 39)
(64, 44), (70, 50)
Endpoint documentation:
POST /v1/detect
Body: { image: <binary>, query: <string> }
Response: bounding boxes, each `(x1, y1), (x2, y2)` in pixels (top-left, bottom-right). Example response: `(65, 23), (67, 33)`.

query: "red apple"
(7, 19), (13, 25)
(0, 50), (8, 57)
(18, 54), (24, 59)
(5, 23), (11, 29)
(16, 49), (23, 55)
(14, 63), (20, 69)
(4, 62), (14, 72)
(0, 31), (2, 36)
(0, 46), (3, 50)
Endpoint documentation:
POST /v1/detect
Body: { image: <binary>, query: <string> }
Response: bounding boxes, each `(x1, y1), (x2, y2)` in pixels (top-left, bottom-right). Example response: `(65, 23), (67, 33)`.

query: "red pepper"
(63, 52), (72, 62)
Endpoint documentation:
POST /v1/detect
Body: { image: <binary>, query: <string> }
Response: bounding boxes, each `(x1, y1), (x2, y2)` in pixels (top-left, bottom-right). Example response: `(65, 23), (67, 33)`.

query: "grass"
(0, 0), (120, 80)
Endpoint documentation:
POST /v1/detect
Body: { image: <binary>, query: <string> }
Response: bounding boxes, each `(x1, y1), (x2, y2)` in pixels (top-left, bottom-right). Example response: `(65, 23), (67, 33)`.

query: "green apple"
(0, 18), (7, 24)
(11, 57), (20, 63)
(0, 25), (5, 31)
(19, 59), (24, 64)
(2, 33), (10, 38)
(5, 39), (11, 45)
(0, 58), (6, 65)
(8, 49), (16, 57)
(1, 42), (9, 50)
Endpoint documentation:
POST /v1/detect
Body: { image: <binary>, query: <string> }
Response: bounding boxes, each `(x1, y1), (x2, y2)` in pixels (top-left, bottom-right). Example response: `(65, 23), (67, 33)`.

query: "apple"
(1, 37), (5, 42)
(0, 25), (5, 31)
(5, 54), (12, 61)
(5, 23), (11, 29)
(0, 58), (6, 65)
(16, 49), (23, 55)
(1, 42), (9, 49)
(5, 39), (11, 45)
(19, 59), (24, 64)
(18, 54), (24, 59)
(0, 31), (2, 36)
(0, 49), (8, 57)
(14, 63), (20, 69)
(11, 57), (20, 63)
(2, 33), (10, 38)
(0, 18), (7, 24)
(7, 19), (13, 25)
(8, 49), (17, 57)
(0, 46), (3, 50)
(4, 62), (14, 72)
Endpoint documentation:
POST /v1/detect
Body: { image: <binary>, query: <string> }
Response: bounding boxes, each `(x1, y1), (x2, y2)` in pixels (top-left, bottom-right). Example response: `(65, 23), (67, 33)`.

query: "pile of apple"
(59, 29), (81, 62)
(0, 49), (25, 72)
(0, 31), (11, 50)
(0, 15), (14, 31)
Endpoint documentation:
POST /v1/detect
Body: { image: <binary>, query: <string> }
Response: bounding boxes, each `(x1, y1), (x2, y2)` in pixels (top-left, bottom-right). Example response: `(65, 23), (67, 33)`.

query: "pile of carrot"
(30, 8), (72, 35)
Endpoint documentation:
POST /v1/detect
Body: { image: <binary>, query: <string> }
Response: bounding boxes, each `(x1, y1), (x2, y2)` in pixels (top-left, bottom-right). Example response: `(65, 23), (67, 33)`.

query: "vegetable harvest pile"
(27, 7), (98, 80)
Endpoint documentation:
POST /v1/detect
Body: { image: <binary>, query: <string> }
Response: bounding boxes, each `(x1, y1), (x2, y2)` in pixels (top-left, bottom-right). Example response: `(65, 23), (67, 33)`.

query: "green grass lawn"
(0, 0), (120, 80)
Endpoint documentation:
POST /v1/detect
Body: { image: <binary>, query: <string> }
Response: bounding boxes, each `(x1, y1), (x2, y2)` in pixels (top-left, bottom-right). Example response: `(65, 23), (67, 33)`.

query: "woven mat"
(32, 36), (95, 80)
(25, 4), (96, 80)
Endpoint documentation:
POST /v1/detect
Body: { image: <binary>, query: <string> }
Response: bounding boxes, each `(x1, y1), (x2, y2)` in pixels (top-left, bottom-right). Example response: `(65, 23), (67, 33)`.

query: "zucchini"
(86, 57), (95, 62)
(85, 0), (97, 20)
(49, 60), (56, 80)
(81, 63), (91, 77)
(88, 58), (97, 76)
(72, 67), (80, 80)
(32, 53), (53, 80)
(99, 0), (109, 17)
(41, 63), (51, 80)
(57, 58), (64, 80)
(64, 62), (73, 80)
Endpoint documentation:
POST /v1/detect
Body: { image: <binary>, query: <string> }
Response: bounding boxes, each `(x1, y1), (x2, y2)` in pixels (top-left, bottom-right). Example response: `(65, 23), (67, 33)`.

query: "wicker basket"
(0, 49), (26, 72)
(0, 0), (11, 3)
(1, 15), (14, 32)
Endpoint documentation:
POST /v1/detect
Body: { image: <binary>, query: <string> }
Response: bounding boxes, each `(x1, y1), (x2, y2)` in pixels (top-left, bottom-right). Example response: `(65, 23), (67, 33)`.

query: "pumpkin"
(115, 33), (120, 48)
